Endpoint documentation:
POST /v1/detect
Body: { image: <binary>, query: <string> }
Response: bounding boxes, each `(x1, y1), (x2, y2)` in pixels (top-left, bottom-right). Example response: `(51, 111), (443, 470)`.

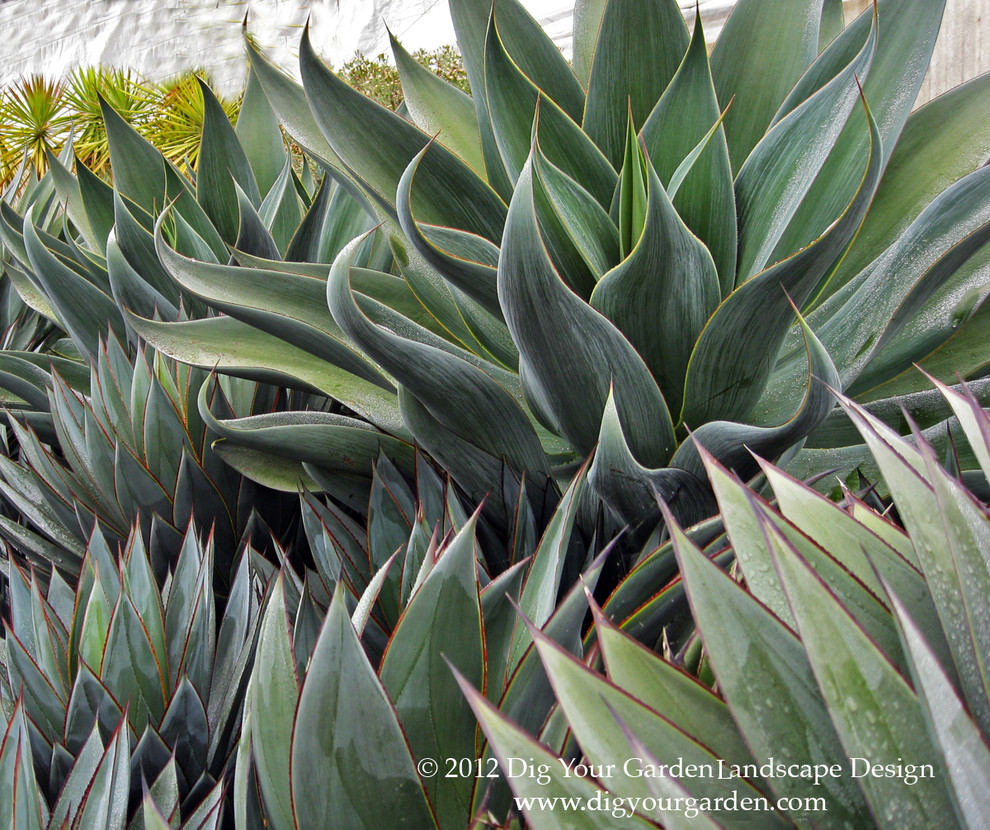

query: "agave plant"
(461, 377), (990, 828)
(0, 521), (272, 829)
(84, 0), (986, 545)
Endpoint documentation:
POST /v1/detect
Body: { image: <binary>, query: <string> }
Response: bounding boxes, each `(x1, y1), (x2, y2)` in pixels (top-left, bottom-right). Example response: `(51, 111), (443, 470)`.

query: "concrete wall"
(0, 0), (986, 102)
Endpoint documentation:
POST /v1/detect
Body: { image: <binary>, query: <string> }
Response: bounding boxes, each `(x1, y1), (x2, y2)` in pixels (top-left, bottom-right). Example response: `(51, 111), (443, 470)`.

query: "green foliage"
(338, 45), (471, 109)
(471, 380), (990, 829)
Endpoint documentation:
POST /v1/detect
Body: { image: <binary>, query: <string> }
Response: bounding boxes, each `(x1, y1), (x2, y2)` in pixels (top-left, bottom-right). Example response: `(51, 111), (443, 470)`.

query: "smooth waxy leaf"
(499, 155), (674, 466)
(291, 588), (437, 830)
(22, 217), (124, 357)
(571, 0), (607, 87)
(582, 0), (688, 168)
(483, 14), (615, 205)
(592, 147), (719, 415)
(154, 222), (390, 387)
(641, 15), (736, 293)
(197, 77), (261, 243)
(391, 31), (484, 175)
(669, 512), (871, 825)
(236, 62), (287, 197)
(329, 234), (551, 489)
(248, 577), (298, 830)
(380, 514), (484, 828)
(711, 0), (823, 170)
(680, 99), (879, 426)
(769, 523), (955, 828)
(734, 16), (875, 281)
(458, 669), (657, 830)
(892, 592), (990, 830)
(300, 28), (506, 242)
(588, 390), (715, 529)
(826, 71), (990, 297)
(100, 96), (167, 213)
(769, 0), (947, 271)
(122, 312), (405, 436)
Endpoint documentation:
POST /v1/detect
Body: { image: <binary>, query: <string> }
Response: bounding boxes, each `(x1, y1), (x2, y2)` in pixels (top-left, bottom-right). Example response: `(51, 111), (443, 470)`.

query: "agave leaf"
(582, 0), (688, 168)
(299, 29), (505, 243)
(710, 0), (823, 170)
(768, 0), (947, 270)
(531, 626), (785, 827)
(571, 0), (607, 88)
(527, 138), (618, 299)
(499, 154), (674, 465)
(100, 96), (168, 214)
(396, 145), (502, 317)
(591, 146), (719, 414)
(640, 15), (736, 294)
(819, 0), (844, 48)
(236, 62), (286, 197)
(247, 577), (298, 830)
(588, 389), (715, 529)
(284, 171), (373, 265)
(483, 15), (614, 205)
(290, 587), (437, 830)
(891, 591), (990, 830)
(593, 604), (755, 769)
(122, 312), (405, 436)
(826, 71), (990, 298)
(46, 150), (100, 254)
(457, 668), (657, 830)
(256, 156), (304, 256)
(154, 221), (390, 388)
(22, 218), (124, 357)
(759, 458), (952, 668)
(0, 705), (46, 830)
(680, 96), (879, 426)
(840, 393), (990, 734)
(668, 510), (872, 825)
(390, 31), (484, 175)
(197, 77), (261, 244)
(734, 15), (875, 282)
(71, 720), (130, 830)
(926, 374), (990, 483)
(329, 234), (551, 483)
(77, 160), (117, 254)
(380, 513), (484, 828)
(768, 520), (955, 828)
(49, 724), (108, 829)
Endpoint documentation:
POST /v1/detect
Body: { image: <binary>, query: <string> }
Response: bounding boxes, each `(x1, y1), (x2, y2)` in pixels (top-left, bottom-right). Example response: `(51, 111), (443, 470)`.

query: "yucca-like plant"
(0, 335), (295, 585)
(237, 452), (622, 830)
(96, 0), (990, 541)
(0, 522), (272, 829)
(461, 377), (990, 828)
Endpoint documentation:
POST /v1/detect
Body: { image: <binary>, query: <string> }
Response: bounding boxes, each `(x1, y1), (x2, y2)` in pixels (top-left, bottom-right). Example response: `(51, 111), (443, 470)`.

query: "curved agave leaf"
(483, 11), (615, 205)
(197, 77), (261, 244)
(123, 312), (406, 436)
(734, 14), (876, 282)
(235, 62), (286, 199)
(768, 0), (947, 270)
(499, 151), (675, 467)
(825, 71), (990, 298)
(680, 93), (880, 426)
(299, 27), (506, 243)
(390, 31), (484, 175)
(582, 0), (688, 168)
(396, 144), (502, 317)
(329, 233), (552, 490)
(674, 314), (840, 482)
(588, 389), (716, 530)
(153, 218), (391, 388)
(710, 0), (824, 170)
(640, 14), (736, 294)
(591, 140), (719, 415)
